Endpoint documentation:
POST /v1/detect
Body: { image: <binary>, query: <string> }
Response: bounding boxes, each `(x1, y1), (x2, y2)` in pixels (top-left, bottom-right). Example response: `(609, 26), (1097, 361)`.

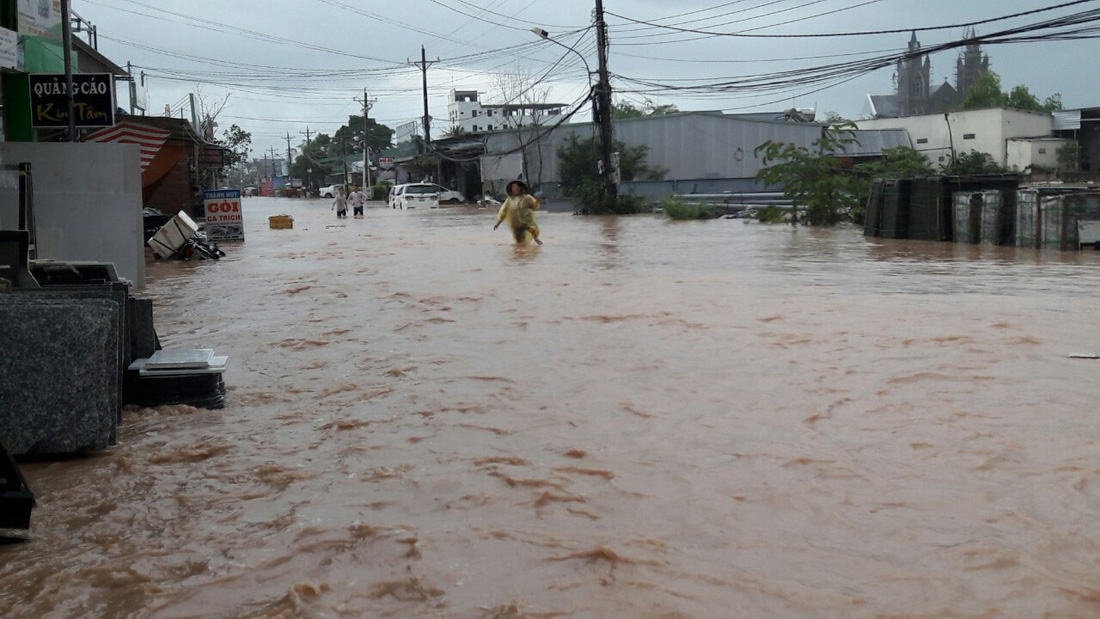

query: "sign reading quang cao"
(29, 73), (115, 129)
(203, 189), (245, 242)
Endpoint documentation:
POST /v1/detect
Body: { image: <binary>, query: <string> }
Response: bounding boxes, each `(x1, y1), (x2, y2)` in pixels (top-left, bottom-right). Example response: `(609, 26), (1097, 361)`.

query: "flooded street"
(4, 196), (1100, 617)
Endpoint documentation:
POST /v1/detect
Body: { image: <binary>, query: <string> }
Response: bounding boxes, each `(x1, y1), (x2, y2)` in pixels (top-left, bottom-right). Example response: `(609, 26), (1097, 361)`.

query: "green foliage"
(961, 71), (1063, 112)
(556, 133), (664, 215)
(753, 123), (862, 226)
(333, 115), (394, 156)
(611, 98), (680, 120)
(941, 151), (1011, 175)
(661, 196), (716, 220)
(824, 111), (850, 124)
(848, 146), (938, 222)
(291, 133), (336, 187)
(754, 205), (788, 224)
(961, 72), (1004, 109)
(220, 124), (251, 169)
(371, 183), (390, 201)
(1057, 141), (1081, 175)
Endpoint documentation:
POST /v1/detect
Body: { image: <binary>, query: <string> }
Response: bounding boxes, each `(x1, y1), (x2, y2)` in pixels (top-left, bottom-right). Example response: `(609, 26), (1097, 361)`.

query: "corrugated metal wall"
(482, 113), (908, 197)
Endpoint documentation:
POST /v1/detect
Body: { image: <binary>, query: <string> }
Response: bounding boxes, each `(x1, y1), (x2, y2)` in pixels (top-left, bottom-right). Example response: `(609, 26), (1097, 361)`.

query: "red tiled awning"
(82, 122), (171, 171)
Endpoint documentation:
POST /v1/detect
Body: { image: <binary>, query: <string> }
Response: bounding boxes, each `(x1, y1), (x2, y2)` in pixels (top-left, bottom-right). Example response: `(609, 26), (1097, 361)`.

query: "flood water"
(4, 196), (1100, 618)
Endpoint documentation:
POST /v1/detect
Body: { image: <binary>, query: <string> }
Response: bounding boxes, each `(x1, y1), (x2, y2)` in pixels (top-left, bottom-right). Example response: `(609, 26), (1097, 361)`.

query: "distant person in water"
(331, 187), (348, 219)
(493, 180), (542, 245)
(349, 186), (367, 217)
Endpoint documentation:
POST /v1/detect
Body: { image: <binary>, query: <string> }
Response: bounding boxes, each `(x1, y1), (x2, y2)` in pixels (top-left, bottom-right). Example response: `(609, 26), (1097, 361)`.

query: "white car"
(391, 183), (440, 209)
(319, 184), (343, 198)
(427, 184), (465, 204)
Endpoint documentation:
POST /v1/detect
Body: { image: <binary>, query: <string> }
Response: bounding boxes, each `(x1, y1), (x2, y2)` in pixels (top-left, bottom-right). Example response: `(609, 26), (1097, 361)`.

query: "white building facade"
(855, 107), (1066, 172)
(447, 89), (565, 135)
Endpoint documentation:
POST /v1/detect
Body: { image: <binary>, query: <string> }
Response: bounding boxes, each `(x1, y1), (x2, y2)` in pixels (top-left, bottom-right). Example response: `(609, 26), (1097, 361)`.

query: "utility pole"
(409, 46), (438, 147)
(61, 0), (76, 141)
(355, 89), (377, 191)
(285, 132), (294, 190)
(267, 147), (278, 181)
(594, 0), (617, 201)
(300, 126), (313, 194)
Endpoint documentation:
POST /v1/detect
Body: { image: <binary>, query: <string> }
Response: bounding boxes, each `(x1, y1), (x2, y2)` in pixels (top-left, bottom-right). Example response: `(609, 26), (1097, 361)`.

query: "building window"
(472, 125), (479, 132)
(963, 133), (975, 140)
(916, 138), (928, 144)
(472, 110), (478, 117)
(1038, 148), (1047, 154)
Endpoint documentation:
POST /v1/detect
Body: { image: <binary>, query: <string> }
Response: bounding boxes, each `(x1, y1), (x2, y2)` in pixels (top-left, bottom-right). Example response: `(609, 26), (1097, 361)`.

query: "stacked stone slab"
(0, 290), (125, 455)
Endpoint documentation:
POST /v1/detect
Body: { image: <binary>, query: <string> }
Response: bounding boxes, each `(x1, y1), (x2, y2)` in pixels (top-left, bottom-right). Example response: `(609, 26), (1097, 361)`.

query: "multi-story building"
(447, 90), (566, 135)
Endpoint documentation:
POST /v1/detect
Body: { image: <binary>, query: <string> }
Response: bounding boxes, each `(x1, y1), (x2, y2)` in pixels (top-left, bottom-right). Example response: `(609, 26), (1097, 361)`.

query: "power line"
(605, 0), (1099, 39)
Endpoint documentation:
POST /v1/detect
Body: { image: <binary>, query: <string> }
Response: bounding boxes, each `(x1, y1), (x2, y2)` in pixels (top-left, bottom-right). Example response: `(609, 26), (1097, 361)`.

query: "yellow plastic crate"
(268, 215), (293, 229)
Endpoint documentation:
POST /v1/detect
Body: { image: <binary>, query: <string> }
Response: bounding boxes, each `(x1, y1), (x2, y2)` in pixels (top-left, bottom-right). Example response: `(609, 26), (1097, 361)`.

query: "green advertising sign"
(16, 0), (63, 73)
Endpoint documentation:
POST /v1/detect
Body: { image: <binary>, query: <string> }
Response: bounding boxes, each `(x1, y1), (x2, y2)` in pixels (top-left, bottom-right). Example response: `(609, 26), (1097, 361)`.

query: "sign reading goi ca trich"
(29, 73), (115, 129)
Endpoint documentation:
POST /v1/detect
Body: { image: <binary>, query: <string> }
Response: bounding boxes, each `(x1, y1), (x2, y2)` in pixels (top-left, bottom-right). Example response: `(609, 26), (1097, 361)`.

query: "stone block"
(0, 298), (120, 454)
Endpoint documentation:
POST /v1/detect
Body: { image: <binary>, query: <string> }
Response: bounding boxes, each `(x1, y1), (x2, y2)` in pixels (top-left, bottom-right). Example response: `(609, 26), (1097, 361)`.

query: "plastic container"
(269, 215), (293, 229)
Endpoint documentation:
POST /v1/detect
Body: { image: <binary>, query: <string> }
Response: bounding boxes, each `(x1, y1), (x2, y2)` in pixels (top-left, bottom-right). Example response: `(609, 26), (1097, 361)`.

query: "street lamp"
(530, 27), (593, 86)
(531, 24), (617, 203)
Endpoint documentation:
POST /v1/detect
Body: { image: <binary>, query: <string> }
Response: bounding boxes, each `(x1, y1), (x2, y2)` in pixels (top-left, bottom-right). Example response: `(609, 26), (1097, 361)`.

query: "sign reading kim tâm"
(29, 73), (115, 129)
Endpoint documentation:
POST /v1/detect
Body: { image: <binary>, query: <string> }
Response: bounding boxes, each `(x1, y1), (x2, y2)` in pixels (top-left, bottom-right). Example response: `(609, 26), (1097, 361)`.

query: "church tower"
(896, 31), (931, 116)
(956, 28), (990, 95)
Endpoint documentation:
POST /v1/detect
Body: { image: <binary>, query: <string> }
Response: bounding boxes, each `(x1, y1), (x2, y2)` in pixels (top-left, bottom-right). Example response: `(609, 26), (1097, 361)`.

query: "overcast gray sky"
(73, 0), (1100, 159)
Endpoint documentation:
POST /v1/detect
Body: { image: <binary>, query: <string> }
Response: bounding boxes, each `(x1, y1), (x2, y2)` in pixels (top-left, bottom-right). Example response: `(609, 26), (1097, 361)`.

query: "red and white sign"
(203, 189), (244, 241)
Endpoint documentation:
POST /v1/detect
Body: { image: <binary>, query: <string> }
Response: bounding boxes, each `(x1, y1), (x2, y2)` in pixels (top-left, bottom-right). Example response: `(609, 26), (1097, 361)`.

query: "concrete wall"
(0, 143), (145, 287)
(1007, 138), (1072, 172)
(856, 107), (1055, 168)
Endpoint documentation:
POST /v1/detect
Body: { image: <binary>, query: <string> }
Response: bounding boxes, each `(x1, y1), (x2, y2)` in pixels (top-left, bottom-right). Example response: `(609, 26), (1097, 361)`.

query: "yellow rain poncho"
(496, 193), (541, 244)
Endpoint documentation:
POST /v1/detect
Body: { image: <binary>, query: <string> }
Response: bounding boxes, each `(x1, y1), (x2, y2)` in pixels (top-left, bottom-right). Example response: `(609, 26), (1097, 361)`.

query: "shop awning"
(83, 122), (172, 171)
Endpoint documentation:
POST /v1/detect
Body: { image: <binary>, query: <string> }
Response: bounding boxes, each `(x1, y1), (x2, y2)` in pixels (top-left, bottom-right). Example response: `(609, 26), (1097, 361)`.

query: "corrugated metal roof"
(1053, 110), (1082, 131)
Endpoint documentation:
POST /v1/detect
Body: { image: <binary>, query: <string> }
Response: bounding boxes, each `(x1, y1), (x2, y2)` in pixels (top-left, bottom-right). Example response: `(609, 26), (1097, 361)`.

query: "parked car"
(319, 184), (343, 198)
(427, 184), (465, 204)
(391, 183), (440, 209)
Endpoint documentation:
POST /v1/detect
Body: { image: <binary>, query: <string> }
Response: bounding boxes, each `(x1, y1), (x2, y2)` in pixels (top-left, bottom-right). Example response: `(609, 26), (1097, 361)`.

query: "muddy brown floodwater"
(3, 196), (1100, 618)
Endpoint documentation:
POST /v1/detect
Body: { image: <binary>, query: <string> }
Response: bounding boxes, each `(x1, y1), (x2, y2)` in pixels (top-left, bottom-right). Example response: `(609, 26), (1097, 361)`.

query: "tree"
(941, 150), (1011, 175)
(961, 71), (1062, 112)
(220, 124), (251, 170)
(1057, 141), (1081, 176)
(849, 146), (937, 222)
(493, 65), (553, 130)
(556, 133), (664, 215)
(611, 98), (679, 120)
(290, 133), (335, 188)
(333, 115), (393, 157)
(754, 124), (864, 226)
(492, 65), (556, 186)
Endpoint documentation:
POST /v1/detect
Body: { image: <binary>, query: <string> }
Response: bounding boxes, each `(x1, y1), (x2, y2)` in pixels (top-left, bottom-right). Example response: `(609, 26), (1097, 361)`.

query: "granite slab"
(145, 348), (215, 370)
(0, 298), (119, 455)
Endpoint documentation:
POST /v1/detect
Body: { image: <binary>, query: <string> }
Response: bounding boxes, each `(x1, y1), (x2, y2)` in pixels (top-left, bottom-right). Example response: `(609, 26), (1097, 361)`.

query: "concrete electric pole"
(355, 89), (377, 191)
(409, 46), (438, 148)
(284, 133), (295, 190)
(594, 0), (617, 201)
(300, 126), (313, 194)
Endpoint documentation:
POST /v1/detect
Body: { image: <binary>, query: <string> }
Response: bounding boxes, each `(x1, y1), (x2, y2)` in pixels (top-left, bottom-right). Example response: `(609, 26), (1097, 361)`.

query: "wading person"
(349, 186), (367, 217)
(493, 180), (542, 245)
(331, 187), (348, 219)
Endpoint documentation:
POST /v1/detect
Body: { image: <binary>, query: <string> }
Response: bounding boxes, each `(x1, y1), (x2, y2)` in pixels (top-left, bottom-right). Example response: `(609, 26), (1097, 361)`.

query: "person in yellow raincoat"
(493, 180), (542, 245)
